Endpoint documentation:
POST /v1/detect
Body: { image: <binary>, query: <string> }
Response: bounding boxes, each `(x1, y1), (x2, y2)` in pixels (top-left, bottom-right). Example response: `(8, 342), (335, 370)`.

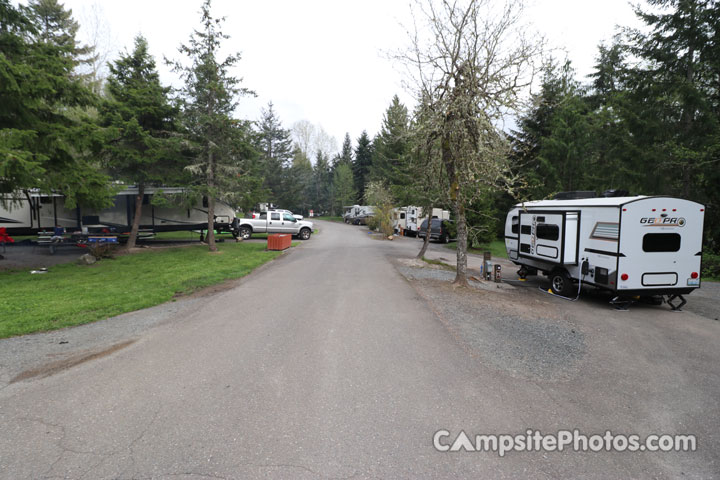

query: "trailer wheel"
(239, 226), (252, 240)
(299, 228), (311, 240)
(550, 270), (573, 297)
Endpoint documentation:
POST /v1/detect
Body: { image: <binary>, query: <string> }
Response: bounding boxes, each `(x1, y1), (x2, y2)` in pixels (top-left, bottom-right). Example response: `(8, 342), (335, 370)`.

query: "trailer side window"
(537, 223), (559, 241)
(643, 233), (681, 252)
(521, 225), (531, 235)
(400, 213), (405, 219)
(511, 216), (518, 234)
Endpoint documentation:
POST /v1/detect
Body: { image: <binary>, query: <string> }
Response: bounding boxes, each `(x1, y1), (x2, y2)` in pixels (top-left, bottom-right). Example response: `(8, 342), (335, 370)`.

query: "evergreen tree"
(332, 163), (356, 215)
(312, 151), (332, 214)
(0, 0), (110, 208)
(255, 101), (293, 205)
(337, 133), (353, 167)
(352, 131), (373, 203)
(168, 0), (254, 251)
(624, 0), (720, 220)
(370, 95), (412, 200)
(100, 35), (182, 248)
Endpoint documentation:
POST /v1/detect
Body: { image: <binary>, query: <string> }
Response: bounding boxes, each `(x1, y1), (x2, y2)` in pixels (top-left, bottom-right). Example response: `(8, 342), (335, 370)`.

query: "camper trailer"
(343, 205), (375, 225)
(0, 188), (237, 236)
(401, 206), (451, 236)
(504, 195), (704, 306)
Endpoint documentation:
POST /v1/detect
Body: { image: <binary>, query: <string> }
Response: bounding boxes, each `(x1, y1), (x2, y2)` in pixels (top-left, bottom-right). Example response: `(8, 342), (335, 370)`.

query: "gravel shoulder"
(391, 251), (720, 478)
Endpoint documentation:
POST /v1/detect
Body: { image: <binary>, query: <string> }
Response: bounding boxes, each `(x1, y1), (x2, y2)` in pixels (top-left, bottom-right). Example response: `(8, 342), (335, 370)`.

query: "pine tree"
(337, 133), (353, 167)
(352, 131), (373, 203)
(312, 151), (332, 214)
(255, 101), (293, 205)
(100, 35), (182, 248)
(332, 163), (356, 215)
(0, 0), (110, 208)
(168, 0), (254, 251)
(370, 95), (411, 187)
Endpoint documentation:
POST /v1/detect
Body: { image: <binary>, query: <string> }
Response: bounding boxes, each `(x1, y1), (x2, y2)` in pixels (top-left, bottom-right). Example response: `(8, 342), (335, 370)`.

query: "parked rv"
(395, 206), (450, 236)
(504, 195), (704, 306)
(343, 205), (375, 225)
(0, 188), (236, 237)
(235, 210), (314, 240)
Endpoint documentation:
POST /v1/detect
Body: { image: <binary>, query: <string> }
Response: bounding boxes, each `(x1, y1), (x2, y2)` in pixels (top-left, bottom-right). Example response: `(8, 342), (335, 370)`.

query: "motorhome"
(397, 206), (450, 236)
(0, 188), (237, 237)
(504, 194), (704, 307)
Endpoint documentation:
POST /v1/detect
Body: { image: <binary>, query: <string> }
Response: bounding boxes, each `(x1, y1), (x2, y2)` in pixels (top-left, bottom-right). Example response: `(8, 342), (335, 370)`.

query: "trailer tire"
(299, 228), (311, 240)
(550, 270), (573, 297)
(238, 226), (252, 240)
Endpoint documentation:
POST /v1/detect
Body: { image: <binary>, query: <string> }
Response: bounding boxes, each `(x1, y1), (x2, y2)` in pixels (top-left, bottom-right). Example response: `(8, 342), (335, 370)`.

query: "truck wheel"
(550, 270), (573, 297)
(299, 228), (311, 240)
(239, 227), (252, 240)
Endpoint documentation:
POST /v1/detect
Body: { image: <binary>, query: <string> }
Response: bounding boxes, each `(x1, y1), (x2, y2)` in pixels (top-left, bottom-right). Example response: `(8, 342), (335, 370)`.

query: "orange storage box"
(267, 233), (291, 251)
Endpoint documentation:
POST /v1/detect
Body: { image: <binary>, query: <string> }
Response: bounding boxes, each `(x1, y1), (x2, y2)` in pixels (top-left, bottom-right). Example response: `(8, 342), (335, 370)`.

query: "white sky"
(61, 0), (642, 155)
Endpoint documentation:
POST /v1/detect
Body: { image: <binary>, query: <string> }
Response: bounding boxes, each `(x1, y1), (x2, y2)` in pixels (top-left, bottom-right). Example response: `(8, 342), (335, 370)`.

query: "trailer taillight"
(691, 272), (699, 279)
(620, 273), (629, 281)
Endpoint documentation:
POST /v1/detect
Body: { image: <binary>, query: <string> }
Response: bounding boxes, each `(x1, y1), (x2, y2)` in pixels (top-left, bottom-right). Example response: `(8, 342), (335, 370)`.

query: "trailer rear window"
(511, 216), (518, 234)
(537, 224), (559, 241)
(642, 233), (681, 252)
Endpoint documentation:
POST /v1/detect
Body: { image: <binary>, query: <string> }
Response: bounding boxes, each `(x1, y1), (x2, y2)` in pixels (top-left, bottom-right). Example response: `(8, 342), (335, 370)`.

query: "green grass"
(444, 239), (507, 259)
(0, 242), (284, 338)
(420, 256), (455, 270)
(312, 216), (343, 222)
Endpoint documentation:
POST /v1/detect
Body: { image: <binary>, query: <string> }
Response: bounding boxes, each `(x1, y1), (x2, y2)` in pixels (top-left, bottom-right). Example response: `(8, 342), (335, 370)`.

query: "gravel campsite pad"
(396, 262), (587, 380)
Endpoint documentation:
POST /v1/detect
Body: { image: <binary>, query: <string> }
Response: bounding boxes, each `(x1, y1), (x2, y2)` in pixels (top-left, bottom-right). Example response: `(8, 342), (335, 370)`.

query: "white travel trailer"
(343, 205), (375, 225)
(399, 206), (450, 236)
(0, 188), (237, 236)
(504, 195), (705, 308)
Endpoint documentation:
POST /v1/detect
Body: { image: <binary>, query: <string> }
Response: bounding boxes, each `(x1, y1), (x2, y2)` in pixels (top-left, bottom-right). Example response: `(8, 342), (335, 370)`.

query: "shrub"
(702, 252), (720, 280)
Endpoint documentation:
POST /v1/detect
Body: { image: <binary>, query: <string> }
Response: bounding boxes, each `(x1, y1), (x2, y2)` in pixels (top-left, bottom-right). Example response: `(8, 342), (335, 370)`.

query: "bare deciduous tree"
(291, 120), (338, 162)
(400, 0), (542, 286)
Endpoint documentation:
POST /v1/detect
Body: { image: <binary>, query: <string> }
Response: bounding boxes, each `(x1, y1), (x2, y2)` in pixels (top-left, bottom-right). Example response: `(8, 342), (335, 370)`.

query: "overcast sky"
(63, 0), (642, 155)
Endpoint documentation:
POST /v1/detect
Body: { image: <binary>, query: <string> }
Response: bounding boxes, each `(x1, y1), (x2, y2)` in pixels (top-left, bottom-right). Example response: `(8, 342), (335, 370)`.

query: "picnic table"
(37, 231), (118, 255)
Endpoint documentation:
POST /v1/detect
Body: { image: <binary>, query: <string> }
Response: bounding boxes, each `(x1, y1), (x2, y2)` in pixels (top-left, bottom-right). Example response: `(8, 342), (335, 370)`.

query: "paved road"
(0, 221), (717, 478)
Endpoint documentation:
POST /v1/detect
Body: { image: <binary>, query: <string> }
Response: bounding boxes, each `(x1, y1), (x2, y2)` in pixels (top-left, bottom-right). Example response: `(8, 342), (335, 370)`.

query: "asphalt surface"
(1, 221), (718, 478)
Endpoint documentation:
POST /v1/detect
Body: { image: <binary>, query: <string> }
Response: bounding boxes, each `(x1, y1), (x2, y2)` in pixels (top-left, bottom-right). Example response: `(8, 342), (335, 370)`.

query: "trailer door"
(518, 211), (578, 265)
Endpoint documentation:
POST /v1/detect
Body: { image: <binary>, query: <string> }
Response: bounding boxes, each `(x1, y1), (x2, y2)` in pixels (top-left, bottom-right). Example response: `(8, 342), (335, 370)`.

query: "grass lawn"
(0, 242), (284, 338)
(311, 216), (343, 222)
(444, 239), (507, 259)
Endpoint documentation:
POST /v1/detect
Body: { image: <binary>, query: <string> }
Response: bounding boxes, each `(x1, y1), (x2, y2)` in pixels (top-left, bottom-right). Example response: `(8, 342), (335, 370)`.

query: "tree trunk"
(416, 204), (433, 259)
(206, 150), (217, 252)
(442, 132), (468, 287)
(126, 183), (144, 250)
(453, 197), (468, 286)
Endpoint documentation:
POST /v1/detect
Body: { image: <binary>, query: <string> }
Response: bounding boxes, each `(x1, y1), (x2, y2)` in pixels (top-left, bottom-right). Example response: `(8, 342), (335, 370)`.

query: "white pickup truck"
(235, 210), (314, 240)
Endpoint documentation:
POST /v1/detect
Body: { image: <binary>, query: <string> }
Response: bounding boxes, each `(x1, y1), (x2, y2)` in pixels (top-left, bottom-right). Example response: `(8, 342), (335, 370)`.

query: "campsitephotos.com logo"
(640, 217), (686, 227)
